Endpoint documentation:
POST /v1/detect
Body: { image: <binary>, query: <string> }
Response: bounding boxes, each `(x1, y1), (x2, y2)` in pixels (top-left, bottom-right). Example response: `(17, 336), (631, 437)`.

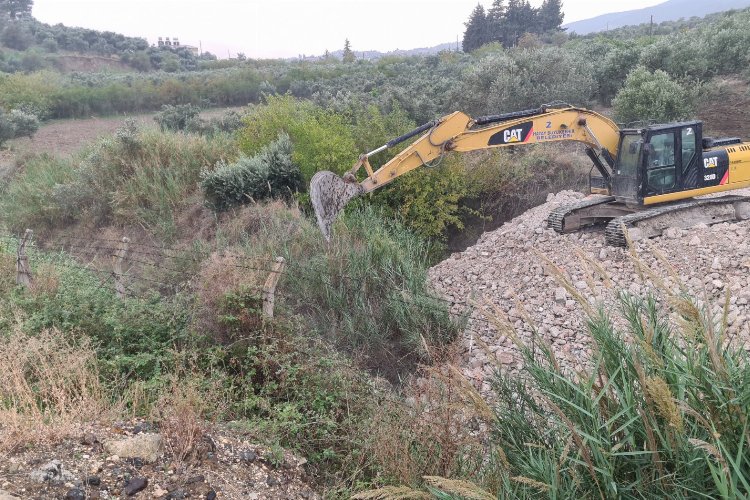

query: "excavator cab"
(609, 121), (702, 205)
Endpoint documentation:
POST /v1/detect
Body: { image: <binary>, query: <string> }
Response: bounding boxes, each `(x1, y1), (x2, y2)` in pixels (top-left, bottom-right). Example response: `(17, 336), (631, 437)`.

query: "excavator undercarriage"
(547, 195), (750, 246)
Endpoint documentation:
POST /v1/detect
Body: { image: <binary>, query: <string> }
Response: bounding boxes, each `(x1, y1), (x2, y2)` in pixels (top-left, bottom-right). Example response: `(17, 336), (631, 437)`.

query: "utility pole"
(650, 15), (654, 36)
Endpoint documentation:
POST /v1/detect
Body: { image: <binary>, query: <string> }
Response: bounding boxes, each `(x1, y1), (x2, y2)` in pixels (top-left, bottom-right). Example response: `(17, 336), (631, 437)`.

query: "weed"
(0, 326), (110, 453)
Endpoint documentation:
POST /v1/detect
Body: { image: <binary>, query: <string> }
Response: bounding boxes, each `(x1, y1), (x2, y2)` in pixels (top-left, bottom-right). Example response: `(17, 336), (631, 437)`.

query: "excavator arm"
(311, 105), (622, 240)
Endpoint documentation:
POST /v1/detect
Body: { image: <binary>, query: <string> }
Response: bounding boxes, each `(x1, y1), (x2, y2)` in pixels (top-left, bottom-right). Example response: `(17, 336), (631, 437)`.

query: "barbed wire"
(0, 231), (490, 327)
(0, 232), (512, 388)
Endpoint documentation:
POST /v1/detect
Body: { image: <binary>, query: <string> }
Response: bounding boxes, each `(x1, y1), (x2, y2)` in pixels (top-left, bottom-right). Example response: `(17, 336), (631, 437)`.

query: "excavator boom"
(311, 104), (621, 240)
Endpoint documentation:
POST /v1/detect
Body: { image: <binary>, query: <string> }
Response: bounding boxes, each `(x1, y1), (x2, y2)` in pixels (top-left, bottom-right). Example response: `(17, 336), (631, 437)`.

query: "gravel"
(428, 190), (750, 395)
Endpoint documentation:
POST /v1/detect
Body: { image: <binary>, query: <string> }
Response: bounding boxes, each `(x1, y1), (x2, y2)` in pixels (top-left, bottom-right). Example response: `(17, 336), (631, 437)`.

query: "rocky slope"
(429, 191), (750, 394)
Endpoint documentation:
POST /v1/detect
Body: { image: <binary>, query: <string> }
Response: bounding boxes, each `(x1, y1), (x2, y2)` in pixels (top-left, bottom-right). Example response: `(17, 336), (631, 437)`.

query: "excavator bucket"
(310, 170), (364, 241)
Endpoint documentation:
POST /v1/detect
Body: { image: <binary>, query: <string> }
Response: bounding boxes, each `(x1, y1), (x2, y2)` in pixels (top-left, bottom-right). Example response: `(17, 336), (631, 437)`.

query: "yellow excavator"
(310, 103), (750, 246)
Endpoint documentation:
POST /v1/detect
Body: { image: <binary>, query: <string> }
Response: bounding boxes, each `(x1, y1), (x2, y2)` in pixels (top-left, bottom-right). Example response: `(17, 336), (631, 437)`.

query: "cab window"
(647, 132), (676, 191)
(681, 127), (697, 173)
(617, 135), (641, 176)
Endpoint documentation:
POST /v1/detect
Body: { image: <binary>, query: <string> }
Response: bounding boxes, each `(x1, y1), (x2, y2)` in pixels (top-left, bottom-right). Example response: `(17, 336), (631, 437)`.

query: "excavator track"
(604, 195), (750, 247)
(547, 196), (616, 233)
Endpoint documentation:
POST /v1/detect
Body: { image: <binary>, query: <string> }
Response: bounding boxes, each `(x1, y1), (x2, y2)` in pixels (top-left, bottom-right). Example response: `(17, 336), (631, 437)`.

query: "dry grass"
(0, 326), (111, 453)
(151, 374), (221, 464)
(367, 357), (486, 487)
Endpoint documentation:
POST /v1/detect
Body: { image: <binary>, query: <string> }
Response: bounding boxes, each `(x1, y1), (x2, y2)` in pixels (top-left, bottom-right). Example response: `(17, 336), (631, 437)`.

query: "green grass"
(0, 122), (238, 238)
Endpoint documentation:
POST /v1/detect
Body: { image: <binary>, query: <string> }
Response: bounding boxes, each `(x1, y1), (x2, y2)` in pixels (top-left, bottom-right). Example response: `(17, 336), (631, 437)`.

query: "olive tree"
(612, 67), (695, 125)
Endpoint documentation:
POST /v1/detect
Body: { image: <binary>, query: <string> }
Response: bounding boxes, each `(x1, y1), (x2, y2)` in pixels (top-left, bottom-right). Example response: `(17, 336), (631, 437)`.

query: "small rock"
(86, 476), (101, 487)
(266, 475), (280, 487)
(82, 433), (99, 445)
(65, 489), (85, 500)
(240, 450), (258, 463)
(153, 486), (168, 498)
(186, 475), (205, 484)
(205, 491), (217, 500)
(689, 236), (701, 246)
(554, 287), (567, 304)
(165, 489), (186, 500)
(123, 477), (148, 497)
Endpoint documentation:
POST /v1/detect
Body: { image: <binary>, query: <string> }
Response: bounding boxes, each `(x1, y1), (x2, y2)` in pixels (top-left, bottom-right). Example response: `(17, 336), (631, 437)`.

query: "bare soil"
(0, 420), (318, 500)
(7, 107), (243, 158)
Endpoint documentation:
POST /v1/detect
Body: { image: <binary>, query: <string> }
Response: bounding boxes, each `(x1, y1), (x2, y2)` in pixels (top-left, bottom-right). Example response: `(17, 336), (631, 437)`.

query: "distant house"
(156, 37), (200, 56)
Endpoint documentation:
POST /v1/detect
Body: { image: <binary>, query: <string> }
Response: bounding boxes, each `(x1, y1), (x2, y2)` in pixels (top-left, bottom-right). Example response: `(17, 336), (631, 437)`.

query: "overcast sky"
(31, 0), (664, 58)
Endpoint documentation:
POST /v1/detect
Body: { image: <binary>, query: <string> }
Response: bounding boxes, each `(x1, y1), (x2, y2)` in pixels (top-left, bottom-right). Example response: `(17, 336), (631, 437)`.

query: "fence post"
(112, 237), (130, 299)
(16, 229), (33, 288)
(262, 256), (286, 319)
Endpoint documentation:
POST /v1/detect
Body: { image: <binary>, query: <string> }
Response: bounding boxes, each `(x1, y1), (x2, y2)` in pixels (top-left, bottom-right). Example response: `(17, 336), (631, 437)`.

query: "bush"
(154, 103), (202, 132)
(0, 124), (237, 235)
(613, 66), (696, 124)
(8, 109), (39, 138)
(237, 95), (358, 182)
(201, 133), (301, 211)
(0, 108), (40, 146)
(372, 160), (472, 242)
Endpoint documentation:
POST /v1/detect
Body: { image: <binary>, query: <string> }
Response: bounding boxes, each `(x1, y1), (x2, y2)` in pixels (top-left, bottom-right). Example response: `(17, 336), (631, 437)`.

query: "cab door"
(643, 130), (678, 196)
(611, 133), (643, 203)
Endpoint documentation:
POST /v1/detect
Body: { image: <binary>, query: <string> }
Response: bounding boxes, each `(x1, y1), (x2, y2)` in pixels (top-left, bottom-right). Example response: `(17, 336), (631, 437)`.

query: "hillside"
(565, 0), (750, 34)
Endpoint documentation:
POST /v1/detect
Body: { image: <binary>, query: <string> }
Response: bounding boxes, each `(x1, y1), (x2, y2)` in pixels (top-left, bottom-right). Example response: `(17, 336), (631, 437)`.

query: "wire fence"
(0, 229), (512, 385)
(0, 229), (486, 318)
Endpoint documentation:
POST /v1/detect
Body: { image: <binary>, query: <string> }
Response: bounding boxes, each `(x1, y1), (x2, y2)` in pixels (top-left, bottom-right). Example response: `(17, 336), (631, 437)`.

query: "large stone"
(29, 460), (76, 483)
(104, 433), (162, 463)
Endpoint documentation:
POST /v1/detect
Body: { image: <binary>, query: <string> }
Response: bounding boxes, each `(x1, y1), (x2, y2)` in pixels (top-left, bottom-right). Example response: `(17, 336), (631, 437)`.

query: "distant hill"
(565, 0), (750, 34)
(308, 42), (458, 61)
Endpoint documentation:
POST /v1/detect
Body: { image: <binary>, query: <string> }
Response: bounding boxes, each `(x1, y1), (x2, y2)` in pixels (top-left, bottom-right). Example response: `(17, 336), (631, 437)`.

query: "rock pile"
(428, 190), (750, 395)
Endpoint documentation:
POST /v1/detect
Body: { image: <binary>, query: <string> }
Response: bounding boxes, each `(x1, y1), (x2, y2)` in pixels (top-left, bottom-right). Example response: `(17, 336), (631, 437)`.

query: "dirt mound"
(429, 190), (750, 394)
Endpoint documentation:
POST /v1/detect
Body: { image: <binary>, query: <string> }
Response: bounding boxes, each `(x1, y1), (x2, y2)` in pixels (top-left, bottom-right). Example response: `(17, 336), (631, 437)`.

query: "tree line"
(463, 0), (564, 52)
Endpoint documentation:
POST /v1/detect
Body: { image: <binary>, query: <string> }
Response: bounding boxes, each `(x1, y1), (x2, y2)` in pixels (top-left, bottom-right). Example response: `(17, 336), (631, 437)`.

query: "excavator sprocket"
(310, 171), (365, 241)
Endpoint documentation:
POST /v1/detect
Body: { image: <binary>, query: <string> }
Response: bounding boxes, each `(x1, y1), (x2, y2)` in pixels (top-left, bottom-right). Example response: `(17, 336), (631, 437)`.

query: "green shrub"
(0, 71), (59, 119)
(8, 109), (39, 138)
(154, 103), (202, 132)
(201, 133), (301, 212)
(237, 95), (358, 182)
(0, 123), (237, 235)
(222, 203), (461, 378)
(0, 247), (190, 383)
(613, 66), (696, 124)
(372, 161), (472, 243)
(0, 108), (39, 146)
